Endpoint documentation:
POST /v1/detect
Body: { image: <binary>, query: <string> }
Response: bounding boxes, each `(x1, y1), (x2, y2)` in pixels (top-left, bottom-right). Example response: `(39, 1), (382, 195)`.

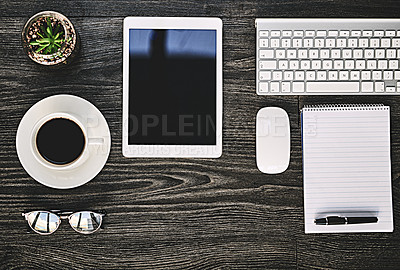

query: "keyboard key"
(326, 38), (336, 47)
(281, 82), (291, 92)
(284, 71), (294, 80)
(320, 49), (330, 58)
(271, 31), (281, 37)
(304, 38), (314, 47)
(279, 60), (289, 69)
(260, 61), (277, 70)
(290, 60), (299, 69)
(270, 82), (280, 93)
(356, 60), (366, 69)
(348, 38), (357, 47)
(369, 38), (379, 48)
(260, 50), (274, 59)
(365, 49), (374, 58)
(295, 71), (305, 80)
(367, 60), (377, 69)
(372, 71), (382, 80)
(362, 30), (373, 37)
(316, 30), (326, 36)
(361, 71), (371, 80)
(270, 39), (280, 47)
(315, 38), (325, 47)
(345, 60), (355, 69)
(375, 49), (385, 59)
(312, 60), (322, 69)
(317, 71), (327, 80)
(353, 49), (363, 58)
(293, 30), (303, 37)
(328, 30), (338, 36)
(378, 60), (388, 69)
(292, 38), (302, 47)
(387, 49), (396, 58)
(337, 38), (347, 47)
(387, 86), (396, 93)
(259, 31), (269, 37)
(359, 38), (369, 47)
(370, 38), (380, 47)
(350, 71), (360, 80)
(395, 71), (400, 79)
(281, 38), (291, 47)
(375, 82), (385, 92)
(306, 82), (359, 92)
(287, 50), (297, 58)
(381, 38), (391, 47)
(273, 71), (283, 80)
(386, 30), (396, 36)
(334, 60), (344, 69)
(361, 82), (373, 92)
(351, 30), (361, 36)
(389, 60), (399, 69)
(309, 49), (319, 58)
(282, 30), (292, 37)
(305, 30), (315, 36)
(259, 39), (269, 48)
(259, 82), (269, 93)
(339, 71), (349, 80)
(383, 71), (393, 80)
(306, 71), (316, 80)
(298, 50), (308, 58)
(293, 82), (305, 92)
(259, 71), (271, 81)
(331, 49), (341, 58)
(322, 60), (333, 69)
(392, 38), (400, 47)
(301, 60), (311, 69)
(397, 82), (400, 91)
(339, 30), (350, 36)
(328, 71), (338, 80)
(374, 30), (384, 36)
(276, 49), (286, 58)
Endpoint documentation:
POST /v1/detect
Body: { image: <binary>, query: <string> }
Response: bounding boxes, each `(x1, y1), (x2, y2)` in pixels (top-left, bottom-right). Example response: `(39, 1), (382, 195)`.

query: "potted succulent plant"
(22, 11), (80, 67)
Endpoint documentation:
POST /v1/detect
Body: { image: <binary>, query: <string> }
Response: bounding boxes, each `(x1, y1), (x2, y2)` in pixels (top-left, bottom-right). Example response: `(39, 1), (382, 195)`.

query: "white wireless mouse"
(256, 107), (290, 174)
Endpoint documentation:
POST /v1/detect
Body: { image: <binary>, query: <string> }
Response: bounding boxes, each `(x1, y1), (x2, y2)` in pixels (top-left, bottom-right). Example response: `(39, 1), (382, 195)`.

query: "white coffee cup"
(31, 112), (105, 171)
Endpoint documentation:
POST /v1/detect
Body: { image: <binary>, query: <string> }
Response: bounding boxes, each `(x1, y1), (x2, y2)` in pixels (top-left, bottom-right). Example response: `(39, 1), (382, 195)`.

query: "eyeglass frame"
(22, 210), (106, 235)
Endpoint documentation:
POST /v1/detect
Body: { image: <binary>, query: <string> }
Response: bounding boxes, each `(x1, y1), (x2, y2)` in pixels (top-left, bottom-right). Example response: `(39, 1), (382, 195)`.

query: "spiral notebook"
(301, 104), (393, 233)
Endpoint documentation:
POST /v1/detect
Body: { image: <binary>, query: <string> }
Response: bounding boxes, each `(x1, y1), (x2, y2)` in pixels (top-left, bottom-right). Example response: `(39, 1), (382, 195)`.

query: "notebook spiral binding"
(302, 104), (388, 111)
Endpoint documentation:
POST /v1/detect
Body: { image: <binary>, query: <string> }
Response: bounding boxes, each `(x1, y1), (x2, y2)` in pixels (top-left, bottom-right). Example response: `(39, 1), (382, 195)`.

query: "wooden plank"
(297, 236), (400, 269)
(2, 0), (400, 18)
(0, 0), (400, 268)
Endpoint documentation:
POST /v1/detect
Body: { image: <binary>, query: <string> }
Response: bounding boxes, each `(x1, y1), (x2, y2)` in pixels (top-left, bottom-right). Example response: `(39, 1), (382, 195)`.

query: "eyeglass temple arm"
(21, 213), (34, 233)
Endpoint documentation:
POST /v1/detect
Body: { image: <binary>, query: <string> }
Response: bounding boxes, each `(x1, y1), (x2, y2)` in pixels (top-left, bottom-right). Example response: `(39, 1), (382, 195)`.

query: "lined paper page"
(302, 105), (393, 233)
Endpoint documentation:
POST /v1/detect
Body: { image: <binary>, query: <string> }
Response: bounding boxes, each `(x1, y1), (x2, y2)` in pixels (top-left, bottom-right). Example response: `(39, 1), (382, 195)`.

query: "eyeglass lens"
(26, 211), (60, 234)
(69, 212), (102, 233)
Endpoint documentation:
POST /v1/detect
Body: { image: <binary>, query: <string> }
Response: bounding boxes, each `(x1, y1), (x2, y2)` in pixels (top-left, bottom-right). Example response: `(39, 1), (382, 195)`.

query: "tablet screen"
(128, 29), (217, 145)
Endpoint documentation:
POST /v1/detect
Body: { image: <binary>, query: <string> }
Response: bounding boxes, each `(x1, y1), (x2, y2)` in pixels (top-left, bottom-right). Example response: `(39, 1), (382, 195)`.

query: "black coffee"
(36, 118), (85, 165)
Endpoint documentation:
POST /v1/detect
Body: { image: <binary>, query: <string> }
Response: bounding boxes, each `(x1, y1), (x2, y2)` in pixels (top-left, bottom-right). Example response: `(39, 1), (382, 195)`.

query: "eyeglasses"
(22, 210), (106, 235)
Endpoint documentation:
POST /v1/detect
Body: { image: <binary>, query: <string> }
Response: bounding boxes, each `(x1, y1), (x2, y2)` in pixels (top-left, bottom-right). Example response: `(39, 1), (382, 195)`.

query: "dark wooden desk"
(1, 1), (400, 269)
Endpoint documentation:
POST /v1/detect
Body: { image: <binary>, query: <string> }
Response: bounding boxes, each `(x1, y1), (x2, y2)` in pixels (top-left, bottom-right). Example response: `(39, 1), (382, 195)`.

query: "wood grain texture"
(0, 0), (400, 269)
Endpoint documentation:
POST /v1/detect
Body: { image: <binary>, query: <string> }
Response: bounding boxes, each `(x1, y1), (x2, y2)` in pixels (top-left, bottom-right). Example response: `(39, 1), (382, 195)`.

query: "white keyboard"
(256, 18), (400, 95)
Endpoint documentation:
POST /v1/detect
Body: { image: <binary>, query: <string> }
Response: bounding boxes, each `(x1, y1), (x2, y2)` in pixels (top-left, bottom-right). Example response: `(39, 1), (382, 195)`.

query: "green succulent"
(29, 17), (71, 54)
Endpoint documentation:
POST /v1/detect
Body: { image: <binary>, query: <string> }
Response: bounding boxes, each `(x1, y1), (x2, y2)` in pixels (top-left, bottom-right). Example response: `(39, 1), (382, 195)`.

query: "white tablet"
(123, 17), (222, 158)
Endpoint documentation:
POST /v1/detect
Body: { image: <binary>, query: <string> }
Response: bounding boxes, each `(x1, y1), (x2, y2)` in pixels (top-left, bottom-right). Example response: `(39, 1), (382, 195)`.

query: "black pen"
(314, 216), (378, 225)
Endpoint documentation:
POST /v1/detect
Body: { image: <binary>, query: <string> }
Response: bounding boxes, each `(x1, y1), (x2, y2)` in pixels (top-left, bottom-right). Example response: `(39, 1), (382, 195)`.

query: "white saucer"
(16, 95), (111, 189)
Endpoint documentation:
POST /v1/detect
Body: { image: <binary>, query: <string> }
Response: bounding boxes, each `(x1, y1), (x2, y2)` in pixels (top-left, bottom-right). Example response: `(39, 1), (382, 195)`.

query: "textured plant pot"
(22, 11), (80, 67)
